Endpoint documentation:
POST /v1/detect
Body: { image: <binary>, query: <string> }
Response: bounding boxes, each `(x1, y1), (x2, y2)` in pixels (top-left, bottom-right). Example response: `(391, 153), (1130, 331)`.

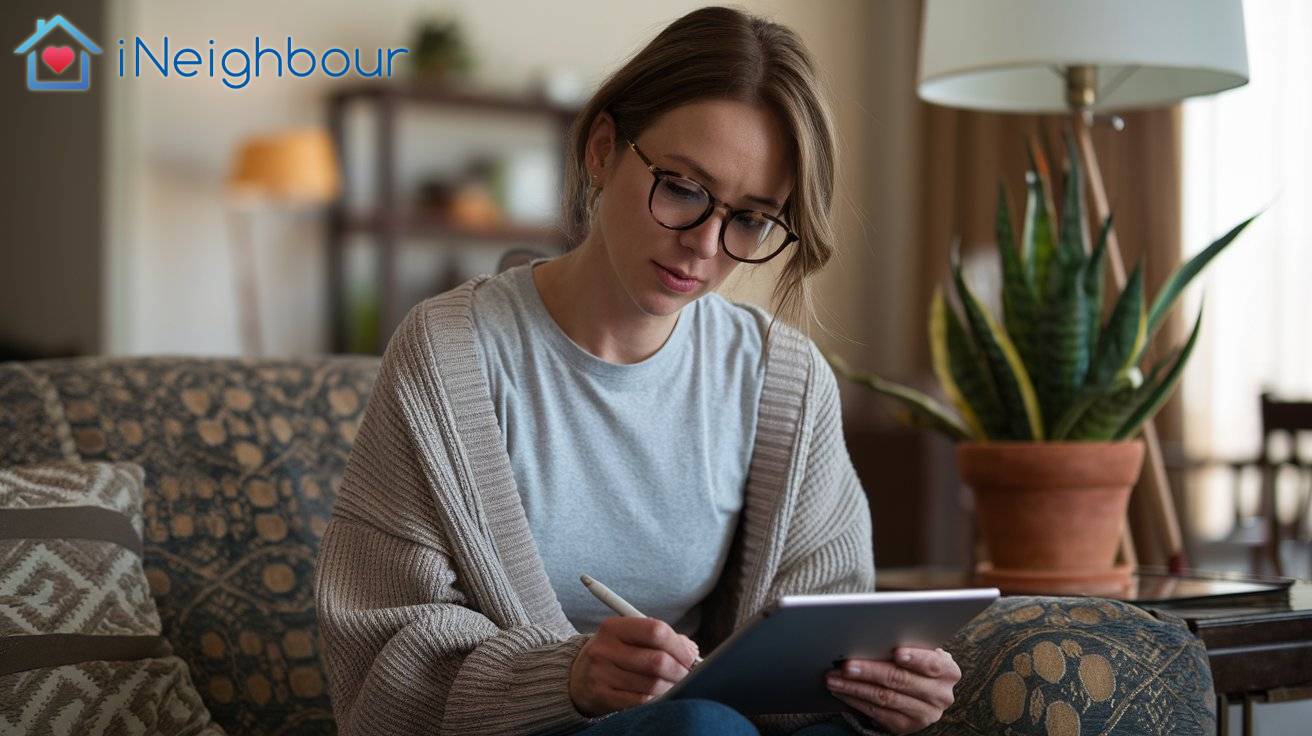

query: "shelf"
(341, 209), (567, 245)
(326, 79), (579, 354)
(329, 80), (581, 121)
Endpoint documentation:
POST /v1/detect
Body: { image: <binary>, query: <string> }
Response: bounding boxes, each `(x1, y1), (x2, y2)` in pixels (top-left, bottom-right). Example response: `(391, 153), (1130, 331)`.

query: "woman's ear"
(585, 110), (619, 185)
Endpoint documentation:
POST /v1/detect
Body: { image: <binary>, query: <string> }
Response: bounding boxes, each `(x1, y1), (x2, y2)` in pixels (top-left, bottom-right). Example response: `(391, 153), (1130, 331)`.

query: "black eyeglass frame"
(624, 137), (798, 265)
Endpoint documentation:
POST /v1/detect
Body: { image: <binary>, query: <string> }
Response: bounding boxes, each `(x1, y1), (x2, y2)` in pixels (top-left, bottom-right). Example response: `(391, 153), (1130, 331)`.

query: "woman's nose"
(680, 206), (729, 259)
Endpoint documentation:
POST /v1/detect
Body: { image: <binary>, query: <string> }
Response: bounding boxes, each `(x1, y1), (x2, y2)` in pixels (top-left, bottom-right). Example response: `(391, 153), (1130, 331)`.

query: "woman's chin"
(632, 286), (692, 317)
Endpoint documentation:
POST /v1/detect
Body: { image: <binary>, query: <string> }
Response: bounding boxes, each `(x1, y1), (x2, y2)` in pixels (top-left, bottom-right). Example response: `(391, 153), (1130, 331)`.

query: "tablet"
(657, 588), (999, 715)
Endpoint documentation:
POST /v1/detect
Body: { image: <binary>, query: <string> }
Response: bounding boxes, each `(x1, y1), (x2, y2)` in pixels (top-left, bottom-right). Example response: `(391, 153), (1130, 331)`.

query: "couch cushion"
(0, 460), (223, 734)
(0, 356), (378, 735)
(923, 595), (1216, 735)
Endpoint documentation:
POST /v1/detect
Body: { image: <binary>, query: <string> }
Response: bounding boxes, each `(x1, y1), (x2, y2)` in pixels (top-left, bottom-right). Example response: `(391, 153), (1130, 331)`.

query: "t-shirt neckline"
(513, 257), (693, 383)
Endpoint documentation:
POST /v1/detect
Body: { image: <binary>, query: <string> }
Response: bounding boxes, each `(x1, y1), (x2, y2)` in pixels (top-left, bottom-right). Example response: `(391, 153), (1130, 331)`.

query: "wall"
(0, 0), (105, 358)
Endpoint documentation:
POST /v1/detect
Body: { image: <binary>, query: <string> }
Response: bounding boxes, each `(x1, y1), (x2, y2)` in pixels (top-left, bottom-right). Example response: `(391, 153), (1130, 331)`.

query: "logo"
(13, 14), (102, 92)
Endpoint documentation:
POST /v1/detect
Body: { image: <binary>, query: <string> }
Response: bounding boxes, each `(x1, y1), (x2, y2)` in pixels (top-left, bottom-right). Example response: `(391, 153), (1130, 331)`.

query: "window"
(1180, 0), (1312, 538)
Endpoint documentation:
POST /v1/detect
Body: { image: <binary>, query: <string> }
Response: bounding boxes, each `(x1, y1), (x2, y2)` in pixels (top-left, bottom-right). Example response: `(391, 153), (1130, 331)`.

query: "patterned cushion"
(0, 460), (223, 734)
(923, 596), (1216, 735)
(0, 356), (377, 736)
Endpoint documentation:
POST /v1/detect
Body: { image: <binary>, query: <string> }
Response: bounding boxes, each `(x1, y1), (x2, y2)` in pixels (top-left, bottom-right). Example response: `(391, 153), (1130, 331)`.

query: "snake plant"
(828, 141), (1257, 443)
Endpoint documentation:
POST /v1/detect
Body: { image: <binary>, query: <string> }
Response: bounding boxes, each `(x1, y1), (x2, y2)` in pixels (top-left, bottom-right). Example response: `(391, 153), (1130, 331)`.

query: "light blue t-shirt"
(470, 258), (766, 635)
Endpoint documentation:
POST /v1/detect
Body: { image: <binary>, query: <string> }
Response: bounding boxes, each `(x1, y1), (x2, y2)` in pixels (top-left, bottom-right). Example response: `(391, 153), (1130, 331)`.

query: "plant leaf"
(1022, 152), (1057, 306)
(1065, 385), (1141, 440)
(1034, 245), (1089, 429)
(930, 291), (986, 439)
(1049, 365), (1142, 440)
(1084, 213), (1112, 362)
(1050, 389), (1104, 441)
(824, 351), (971, 441)
(951, 250), (1045, 440)
(1146, 213), (1258, 344)
(997, 183), (1039, 385)
(1067, 317), (1190, 442)
(1088, 262), (1146, 387)
(931, 288), (1007, 440)
(1113, 303), (1206, 440)
(1058, 135), (1086, 264)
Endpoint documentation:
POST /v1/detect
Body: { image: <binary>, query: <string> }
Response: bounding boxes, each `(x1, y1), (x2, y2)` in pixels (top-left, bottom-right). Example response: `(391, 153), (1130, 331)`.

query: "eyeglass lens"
(651, 175), (789, 261)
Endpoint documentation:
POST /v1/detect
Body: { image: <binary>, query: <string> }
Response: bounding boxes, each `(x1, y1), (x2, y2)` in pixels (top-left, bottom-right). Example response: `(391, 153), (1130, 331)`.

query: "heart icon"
(41, 46), (75, 75)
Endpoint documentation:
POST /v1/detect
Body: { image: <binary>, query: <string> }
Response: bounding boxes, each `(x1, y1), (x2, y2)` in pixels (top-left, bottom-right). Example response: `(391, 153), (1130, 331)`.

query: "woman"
(314, 6), (959, 736)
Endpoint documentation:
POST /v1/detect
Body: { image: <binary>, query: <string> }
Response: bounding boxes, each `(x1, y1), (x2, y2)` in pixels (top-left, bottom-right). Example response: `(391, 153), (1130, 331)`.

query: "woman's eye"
(734, 214), (770, 232)
(662, 179), (701, 200)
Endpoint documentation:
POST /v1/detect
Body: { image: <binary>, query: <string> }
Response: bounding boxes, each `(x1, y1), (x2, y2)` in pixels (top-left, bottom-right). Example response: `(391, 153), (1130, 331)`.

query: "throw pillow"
(0, 460), (224, 735)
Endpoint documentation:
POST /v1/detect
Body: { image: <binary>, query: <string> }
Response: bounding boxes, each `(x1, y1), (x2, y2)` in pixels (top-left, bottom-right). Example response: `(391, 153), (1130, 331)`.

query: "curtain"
(1180, 0), (1312, 540)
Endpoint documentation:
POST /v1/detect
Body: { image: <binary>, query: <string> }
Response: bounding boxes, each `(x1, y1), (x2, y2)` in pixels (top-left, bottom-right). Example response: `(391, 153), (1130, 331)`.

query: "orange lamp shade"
(228, 128), (341, 204)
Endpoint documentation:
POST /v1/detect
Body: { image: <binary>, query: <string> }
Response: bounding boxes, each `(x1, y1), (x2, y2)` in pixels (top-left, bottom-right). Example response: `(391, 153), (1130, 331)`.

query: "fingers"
(604, 616), (675, 648)
(826, 650), (958, 732)
(679, 634), (701, 664)
(836, 658), (953, 710)
(830, 691), (919, 735)
(826, 669), (941, 724)
(594, 661), (673, 697)
(893, 647), (962, 683)
(601, 617), (698, 667)
(610, 641), (691, 683)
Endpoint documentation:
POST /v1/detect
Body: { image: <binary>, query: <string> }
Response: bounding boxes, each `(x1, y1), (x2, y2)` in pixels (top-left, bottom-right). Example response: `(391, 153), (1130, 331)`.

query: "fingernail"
(845, 662), (859, 677)
(898, 651), (912, 664)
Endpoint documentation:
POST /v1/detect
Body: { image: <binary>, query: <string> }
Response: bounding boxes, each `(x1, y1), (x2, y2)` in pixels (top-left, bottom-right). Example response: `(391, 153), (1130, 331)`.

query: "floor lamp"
(917, 0), (1250, 571)
(226, 129), (341, 356)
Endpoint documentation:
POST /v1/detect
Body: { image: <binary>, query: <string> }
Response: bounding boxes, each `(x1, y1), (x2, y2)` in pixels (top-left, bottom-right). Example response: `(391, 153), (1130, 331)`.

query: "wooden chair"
(1243, 392), (1312, 576)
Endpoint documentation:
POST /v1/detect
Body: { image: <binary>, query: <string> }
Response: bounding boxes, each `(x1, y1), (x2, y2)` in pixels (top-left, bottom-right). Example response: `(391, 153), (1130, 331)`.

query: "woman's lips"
(653, 261), (700, 293)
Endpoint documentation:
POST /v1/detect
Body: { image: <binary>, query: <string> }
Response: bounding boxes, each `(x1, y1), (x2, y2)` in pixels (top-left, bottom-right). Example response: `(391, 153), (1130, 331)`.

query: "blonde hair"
(561, 5), (838, 333)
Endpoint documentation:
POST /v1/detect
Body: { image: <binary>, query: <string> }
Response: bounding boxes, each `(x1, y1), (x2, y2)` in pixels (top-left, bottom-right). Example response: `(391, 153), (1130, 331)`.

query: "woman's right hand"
(568, 616), (701, 716)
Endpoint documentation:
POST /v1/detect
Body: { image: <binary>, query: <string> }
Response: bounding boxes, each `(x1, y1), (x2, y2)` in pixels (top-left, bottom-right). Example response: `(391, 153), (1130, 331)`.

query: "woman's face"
(586, 98), (795, 317)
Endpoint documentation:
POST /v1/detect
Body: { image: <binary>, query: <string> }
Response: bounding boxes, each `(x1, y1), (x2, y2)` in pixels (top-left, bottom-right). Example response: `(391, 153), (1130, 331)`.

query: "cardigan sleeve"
(314, 328), (611, 736)
(748, 342), (891, 736)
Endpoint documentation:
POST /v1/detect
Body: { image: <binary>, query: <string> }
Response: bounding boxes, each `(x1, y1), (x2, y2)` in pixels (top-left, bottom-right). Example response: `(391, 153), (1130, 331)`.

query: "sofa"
(0, 351), (1218, 735)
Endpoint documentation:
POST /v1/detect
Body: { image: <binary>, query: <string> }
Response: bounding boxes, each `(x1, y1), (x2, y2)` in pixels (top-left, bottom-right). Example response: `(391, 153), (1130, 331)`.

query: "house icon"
(13, 15), (102, 92)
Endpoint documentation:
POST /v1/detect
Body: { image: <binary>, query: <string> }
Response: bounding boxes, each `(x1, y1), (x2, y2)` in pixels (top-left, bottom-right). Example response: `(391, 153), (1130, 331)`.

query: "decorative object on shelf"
(226, 128), (340, 356)
(409, 16), (473, 83)
(826, 142), (1257, 594)
(416, 156), (507, 230)
(913, 0), (1251, 574)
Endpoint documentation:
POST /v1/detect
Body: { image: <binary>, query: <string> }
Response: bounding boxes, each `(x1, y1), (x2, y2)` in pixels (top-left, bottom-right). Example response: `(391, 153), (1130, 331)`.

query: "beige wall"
(721, 1), (925, 386)
(106, 0), (921, 382)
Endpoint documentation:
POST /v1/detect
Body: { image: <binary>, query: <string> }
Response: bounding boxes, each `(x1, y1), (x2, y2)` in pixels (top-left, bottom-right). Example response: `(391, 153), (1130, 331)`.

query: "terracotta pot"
(956, 440), (1145, 595)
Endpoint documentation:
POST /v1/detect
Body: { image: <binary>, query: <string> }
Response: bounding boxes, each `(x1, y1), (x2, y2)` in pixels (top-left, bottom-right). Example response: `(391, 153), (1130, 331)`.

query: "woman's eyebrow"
(664, 152), (783, 210)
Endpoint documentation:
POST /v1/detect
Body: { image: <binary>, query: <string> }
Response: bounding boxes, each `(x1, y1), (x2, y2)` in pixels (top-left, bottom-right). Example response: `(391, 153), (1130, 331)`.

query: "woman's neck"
(531, 239), (681, 365)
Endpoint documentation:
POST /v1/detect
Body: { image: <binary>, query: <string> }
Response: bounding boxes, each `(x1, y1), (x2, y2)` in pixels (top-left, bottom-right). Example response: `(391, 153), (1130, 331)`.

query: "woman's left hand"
(824, 647), (961, 734)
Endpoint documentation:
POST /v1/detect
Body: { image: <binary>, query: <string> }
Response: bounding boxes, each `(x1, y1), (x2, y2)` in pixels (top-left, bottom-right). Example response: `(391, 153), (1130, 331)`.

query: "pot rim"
(956, 439), (1145, 450)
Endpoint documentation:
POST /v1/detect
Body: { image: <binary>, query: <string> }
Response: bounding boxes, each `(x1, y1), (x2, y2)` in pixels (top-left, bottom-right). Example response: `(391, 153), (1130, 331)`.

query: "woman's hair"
(562, 5), (838, 332)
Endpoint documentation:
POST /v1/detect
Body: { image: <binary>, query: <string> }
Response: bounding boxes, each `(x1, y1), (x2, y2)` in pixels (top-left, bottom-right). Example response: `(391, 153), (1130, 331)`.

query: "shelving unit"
(325, 81), (581, 354)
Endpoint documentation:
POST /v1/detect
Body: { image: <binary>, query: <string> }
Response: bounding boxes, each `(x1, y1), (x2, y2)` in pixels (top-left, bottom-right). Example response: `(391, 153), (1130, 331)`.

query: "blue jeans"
(570, 698), (857, 735)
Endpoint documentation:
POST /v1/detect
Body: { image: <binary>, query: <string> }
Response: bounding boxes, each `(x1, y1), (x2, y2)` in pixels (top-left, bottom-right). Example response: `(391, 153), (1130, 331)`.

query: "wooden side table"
(875, 566), (1312, 736)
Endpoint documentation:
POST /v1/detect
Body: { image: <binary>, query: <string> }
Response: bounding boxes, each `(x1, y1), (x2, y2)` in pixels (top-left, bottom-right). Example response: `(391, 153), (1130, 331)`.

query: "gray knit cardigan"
(314, 275), (887, 736)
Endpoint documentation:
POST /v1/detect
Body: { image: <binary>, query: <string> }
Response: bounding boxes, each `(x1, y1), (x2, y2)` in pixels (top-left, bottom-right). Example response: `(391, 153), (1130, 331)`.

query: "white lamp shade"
(918, 0), (1249, 113)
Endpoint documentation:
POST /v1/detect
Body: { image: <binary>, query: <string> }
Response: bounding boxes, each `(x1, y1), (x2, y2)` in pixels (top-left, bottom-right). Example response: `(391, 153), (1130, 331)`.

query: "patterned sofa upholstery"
(0, 356), (1217, 735)
(1, 356), (376, 735)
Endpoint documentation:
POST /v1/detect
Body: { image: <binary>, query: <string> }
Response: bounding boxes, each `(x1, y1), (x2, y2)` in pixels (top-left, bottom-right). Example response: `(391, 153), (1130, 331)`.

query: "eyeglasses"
(624, 138), (798, 264)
